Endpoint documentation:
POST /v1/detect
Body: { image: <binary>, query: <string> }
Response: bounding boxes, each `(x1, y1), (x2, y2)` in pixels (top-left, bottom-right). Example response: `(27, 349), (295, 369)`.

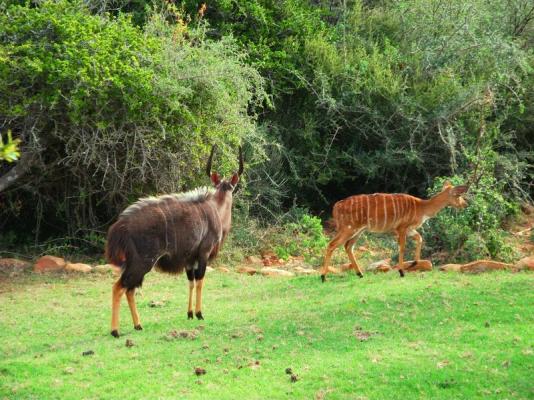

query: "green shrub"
(180, 0), (533, 209)
(425, 173), (519, 263)
(0, 0), (265, 242)
(273, 213), (329, 265)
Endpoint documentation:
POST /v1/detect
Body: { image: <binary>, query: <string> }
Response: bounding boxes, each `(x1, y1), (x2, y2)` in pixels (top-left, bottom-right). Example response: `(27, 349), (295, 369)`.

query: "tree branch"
(0, 151), (36, 193)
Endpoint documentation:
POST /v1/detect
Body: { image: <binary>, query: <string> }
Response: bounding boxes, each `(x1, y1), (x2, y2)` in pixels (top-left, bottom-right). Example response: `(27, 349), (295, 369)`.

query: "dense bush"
(272, 213), (329, 264)
(0, 1), (265, 243)
(168, 0), (534, 208)
(0, 0), (532, 260)
(425, 169), (520, 262)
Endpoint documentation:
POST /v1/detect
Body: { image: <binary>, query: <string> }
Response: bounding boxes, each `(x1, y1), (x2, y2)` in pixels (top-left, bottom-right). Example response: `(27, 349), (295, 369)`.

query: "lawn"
(1, 270), (533, 399)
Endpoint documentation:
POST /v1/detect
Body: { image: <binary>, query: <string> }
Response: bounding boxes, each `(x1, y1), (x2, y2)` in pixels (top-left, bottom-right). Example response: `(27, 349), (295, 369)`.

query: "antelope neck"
(212, 191), (233, 224)
(420, 190), (449, 218)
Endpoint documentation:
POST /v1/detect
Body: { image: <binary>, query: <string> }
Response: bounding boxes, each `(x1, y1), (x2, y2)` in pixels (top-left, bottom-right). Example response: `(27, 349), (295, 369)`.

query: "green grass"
(1, 270), (533, 399)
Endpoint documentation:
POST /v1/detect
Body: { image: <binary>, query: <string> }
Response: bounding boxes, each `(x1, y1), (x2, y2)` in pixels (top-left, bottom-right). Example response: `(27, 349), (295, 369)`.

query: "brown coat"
(106, 187), (233, 289)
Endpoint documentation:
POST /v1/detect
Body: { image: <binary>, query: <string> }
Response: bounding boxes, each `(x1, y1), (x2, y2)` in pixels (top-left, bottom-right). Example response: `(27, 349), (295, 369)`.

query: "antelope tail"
(106, 220), (146, 289)
(105, 220), (130, 267)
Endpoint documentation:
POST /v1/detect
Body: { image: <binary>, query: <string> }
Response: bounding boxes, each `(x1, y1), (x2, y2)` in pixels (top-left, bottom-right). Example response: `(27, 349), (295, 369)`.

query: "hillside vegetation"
(0, 0), (533, 262)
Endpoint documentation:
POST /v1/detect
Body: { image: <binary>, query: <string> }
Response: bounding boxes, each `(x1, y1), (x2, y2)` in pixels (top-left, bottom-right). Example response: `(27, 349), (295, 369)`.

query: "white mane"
(120, 187), (215, 217)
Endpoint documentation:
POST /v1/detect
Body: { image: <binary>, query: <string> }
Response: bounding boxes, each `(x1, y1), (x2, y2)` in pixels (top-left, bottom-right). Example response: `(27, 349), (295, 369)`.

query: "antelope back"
(119, 189), (222, 261)
(333, 193), (421, 232)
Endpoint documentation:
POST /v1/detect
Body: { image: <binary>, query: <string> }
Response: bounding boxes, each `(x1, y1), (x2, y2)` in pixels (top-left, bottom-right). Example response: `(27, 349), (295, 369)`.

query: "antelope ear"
(210, 172), (221, 186)
(442, 180), (452, 190)
(451, 185), (468, 195)
(230, 173), (239, 186)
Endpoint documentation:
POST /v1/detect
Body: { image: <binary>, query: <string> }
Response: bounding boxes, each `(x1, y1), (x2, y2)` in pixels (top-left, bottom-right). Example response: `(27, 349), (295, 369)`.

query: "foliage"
(425, 171), (520, 263)
(273, 213), (329, 264)
(0, 0), (265, 240)
(1, 0), (533, 260)
(0, 130), (20, 162)
(2, 271), (533, 399)
(174, 0), (534, 206)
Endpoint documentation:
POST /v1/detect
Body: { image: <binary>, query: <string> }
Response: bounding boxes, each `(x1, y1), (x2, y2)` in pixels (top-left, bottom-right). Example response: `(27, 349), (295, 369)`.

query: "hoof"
(357, 272), (363, 278)
(320, 274), (326, 283)
(399, 270), (405, 278)
(134, 324), (143, 331)
(195, 311), (204, 320)
(111, 330), (120, 338)
(187, 311), (194, 320)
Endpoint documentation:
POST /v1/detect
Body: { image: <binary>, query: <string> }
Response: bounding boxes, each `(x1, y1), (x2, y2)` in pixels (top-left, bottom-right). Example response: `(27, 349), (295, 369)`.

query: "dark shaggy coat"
(106, 188), (227, 290)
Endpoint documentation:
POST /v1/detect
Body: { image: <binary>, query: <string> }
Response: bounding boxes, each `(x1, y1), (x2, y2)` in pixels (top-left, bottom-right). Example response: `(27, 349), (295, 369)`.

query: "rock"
(439, 264), (463, 272)
(339, 263), (352, 272)
(92, 264), (119, 274)
(367, 259), (391, 273)
(262, 254), (284, 266)
(514, 256), (534, 271)
(260, 250), (284, 266)
(260, 267), (295, 277)
(217, 267), (230, 273)
(285, 256), (305, 268)
(260, 249), (277, 259)
(0, 258), (31, 275)
(244, 256), (262, 265)
(287, 256), (305, 262)
(65, 263), (92, 273)
(440, 260), (513, 273)
(402, 260), (432, 272)
(34, 256), (66, 273)
(460, 260), (513, 274)
(293, 266), (318, 275)
(375, 265), (392, 273)
(206, 266), (215, 273)
(237, 266), (257, 275)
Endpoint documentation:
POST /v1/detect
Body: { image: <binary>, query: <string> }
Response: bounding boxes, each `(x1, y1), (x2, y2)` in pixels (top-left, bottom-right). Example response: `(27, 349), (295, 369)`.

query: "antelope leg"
(396, 230), (407, 278)
(321, 229), (354, 282)
(343, 230), (364, 278)
(186, 268), (194, 319)
(194, 259), (207, 320)
(111, 279), (126, 337)
(125, 288), (142, 330)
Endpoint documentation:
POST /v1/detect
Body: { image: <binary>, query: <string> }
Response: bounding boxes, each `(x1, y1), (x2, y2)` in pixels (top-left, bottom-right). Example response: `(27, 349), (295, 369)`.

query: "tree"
(0, 1), (265, 240)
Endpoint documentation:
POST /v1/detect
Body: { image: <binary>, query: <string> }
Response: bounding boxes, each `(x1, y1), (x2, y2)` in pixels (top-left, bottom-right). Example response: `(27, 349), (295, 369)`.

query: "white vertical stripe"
(350, 197), (354, 224)
(382, 195), (388, 231)
(392, 195), (397, 227)
(366, 196), (370, 228)
(374, 195), (378, 231)
(358, 197), (364, 225)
